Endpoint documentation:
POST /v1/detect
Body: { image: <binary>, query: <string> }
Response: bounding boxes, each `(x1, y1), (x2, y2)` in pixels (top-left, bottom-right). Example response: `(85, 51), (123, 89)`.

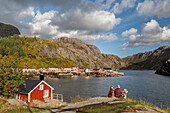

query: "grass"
(82, 98), (168, 113)
(71, 94), (92, 103)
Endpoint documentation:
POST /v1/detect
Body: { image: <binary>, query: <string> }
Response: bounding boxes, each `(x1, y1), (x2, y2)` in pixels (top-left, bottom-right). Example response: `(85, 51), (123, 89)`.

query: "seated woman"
(114, 85), (122, 98)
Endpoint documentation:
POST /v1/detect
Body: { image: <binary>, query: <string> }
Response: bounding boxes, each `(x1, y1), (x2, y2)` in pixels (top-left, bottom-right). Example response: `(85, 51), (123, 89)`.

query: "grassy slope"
(0, 35), (79, 69)
(72, 98), (169, 113)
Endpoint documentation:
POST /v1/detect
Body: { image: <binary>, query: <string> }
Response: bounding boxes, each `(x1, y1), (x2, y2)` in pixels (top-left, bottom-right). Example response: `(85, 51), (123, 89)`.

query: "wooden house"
(62, 68), (72, 72)
(92, 68), (102, 73)
(18, 79), (54, 102)
(78, 68), (85, 72)
(103, 68), (112, 72)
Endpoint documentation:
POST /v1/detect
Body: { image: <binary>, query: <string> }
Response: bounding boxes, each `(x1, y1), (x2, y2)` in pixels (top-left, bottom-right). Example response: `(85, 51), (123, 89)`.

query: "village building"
(103, 68), (112, 72)
(62, 68), (72, 72)
(47, 68), (61, 73)
(78, 68), (85, 72)
(17, 76), (54, 103)
(22, 69), (36, 73)
(92, 68), (102, 73)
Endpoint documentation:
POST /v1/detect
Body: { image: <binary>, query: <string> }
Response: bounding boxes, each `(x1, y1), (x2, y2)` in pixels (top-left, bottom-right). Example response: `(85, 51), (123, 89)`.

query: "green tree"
(0, 53), (25, 98)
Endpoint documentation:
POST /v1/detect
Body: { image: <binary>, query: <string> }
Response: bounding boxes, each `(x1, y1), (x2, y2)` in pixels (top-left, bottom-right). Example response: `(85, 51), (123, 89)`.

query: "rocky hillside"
(122, 46), (170, 70)
(47, 37), (126, 69)
(0, 23), (20, 37)
(0, 35), (126, 69)
(155, 59), (170, 76)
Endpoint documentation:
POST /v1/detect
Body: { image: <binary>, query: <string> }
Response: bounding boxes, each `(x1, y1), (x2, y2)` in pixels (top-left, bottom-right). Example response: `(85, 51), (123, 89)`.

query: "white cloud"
(18, 7), (35, 20)
(121, 28), (137, 37)
(51, 8), (121, 33)
(136, 0), (170, 18)
(99, 33), (118, 41)
(27, 7), (121, 42)
(0, 0), (121, 42)
(111, 0), (136, 14)
(29, 10), (58, 38)
(121, 20), (170, 48)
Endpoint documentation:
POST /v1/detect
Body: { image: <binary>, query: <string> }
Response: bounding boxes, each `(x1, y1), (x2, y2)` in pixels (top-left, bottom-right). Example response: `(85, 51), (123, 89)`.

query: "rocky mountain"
(155, 59), (170, 76)
(0, 35), (126, 69)
(46, 37), (126, 69)
(122, 46), (170, 70)
(0, 23), (20, 37)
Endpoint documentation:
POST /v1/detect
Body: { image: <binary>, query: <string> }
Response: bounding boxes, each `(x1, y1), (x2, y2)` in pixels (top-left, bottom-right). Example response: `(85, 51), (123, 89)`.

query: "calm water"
(46, 70), (170, 108)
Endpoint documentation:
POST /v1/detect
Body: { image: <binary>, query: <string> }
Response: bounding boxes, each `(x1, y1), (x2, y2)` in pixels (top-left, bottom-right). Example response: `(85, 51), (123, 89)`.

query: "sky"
(0, 0), (170, 58)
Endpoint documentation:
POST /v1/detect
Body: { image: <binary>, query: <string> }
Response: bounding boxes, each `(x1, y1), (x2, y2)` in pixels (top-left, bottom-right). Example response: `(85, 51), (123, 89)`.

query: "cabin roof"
(19, 80), (41, 94)
(19, 79), (54, 94)
(93, 69), (100, 70)
(103, 68), (112, 70)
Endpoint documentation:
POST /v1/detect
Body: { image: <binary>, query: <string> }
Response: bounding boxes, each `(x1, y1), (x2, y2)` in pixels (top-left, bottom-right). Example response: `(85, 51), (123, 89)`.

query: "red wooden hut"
(78, 68), (85, 72)
(103, 68), (112, 72)
(18, 79), (54, 102)
(62, 68), (72, 72)
(92, 68), (102, 73)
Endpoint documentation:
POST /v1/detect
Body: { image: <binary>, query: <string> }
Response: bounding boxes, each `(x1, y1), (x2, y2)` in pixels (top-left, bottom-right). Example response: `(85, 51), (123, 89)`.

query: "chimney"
(40, 74), (44, 81)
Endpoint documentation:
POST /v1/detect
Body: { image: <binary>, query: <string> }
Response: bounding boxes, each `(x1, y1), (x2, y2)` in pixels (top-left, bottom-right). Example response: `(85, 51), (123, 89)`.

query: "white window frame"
(40, 84), (43, 90)
(44, 90), (49, 97)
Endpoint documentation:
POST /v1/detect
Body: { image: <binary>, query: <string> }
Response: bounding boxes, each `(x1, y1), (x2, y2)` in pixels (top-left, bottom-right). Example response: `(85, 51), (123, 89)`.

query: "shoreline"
(25, 72), (124, 79)
(2, 96), (169, 113)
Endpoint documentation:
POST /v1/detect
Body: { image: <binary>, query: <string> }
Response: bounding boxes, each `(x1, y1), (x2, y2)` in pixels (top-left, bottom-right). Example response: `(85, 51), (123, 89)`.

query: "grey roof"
(19, 79), (41, 94)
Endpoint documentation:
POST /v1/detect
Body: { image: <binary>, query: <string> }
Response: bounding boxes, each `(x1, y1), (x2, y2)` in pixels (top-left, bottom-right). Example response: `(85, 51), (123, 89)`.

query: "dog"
(108, 86), (114, 98)
(120, 89), (128, 99)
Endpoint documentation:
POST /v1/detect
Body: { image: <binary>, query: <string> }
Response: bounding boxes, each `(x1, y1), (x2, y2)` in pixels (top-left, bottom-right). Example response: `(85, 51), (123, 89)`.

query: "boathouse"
(93, 68), (102, 73)
(103, 68), (112, 72)
(18, 77), (54, 102)
(62, 68), (72, 72)
(47, 68), (61, 73)
(78, 68), (85, 72)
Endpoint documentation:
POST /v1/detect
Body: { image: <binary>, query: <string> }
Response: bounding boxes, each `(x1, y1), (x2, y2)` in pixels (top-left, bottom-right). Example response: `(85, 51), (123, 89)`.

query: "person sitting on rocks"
(114, 85), (122, 98)
(108, 86), (114, 98)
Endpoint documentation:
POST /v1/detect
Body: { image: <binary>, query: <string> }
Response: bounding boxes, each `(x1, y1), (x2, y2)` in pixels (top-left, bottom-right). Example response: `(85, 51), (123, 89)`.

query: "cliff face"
(0, 23), (20, 37)
(44, 37), (126, 69)
(122, 46), (170, 70)
(155, 59), (170, 76)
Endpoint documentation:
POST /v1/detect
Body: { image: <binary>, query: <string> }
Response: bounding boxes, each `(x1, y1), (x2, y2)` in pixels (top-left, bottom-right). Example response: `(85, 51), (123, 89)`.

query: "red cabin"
(93, 69), (102, 73)
(62, 68), (72, 72)
(18, 79), (54, 102)
(78, 68), (85, 72)
(103, 68), (112, 72)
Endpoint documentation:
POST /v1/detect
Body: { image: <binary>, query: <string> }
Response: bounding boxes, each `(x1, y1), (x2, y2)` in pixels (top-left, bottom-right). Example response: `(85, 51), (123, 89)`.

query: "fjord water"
(47, 70), (170, 108)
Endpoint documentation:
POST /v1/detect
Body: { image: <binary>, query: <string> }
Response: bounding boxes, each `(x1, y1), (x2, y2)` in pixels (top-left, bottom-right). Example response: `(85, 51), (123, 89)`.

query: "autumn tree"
(0, 53), (25, 98)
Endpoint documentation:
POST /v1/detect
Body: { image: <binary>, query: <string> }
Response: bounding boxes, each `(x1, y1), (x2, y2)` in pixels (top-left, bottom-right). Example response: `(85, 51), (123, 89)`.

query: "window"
(40, 84), (43, 90)
(44, 90), (49, 97)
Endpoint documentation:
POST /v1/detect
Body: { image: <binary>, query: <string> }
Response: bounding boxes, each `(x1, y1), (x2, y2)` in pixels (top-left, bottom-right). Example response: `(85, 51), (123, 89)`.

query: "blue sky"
(0, 0), (170, 58)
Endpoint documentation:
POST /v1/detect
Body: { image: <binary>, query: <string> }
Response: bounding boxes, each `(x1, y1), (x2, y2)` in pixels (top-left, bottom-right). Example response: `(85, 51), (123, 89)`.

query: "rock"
(0, 23), (20, 37)
(30, 99), (66, 108)
(44, 37), (126, 69)
(6, 99), (27, 108)
(122, 46), (170, 70)
(155, 59), (170, 76)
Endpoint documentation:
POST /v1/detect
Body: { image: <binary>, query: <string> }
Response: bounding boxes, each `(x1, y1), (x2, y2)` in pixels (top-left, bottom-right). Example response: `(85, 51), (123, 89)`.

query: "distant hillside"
(0, 23), (20, 37)
(0, 35), (126, 69)
(122, 46), (170, 70)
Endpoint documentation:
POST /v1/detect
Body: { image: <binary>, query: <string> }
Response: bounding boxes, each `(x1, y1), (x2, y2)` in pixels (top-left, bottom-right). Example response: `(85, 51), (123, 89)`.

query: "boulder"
(30, 99), (67, 108)
(155, 59), (170, 76)
(6, 99), (27, 108)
